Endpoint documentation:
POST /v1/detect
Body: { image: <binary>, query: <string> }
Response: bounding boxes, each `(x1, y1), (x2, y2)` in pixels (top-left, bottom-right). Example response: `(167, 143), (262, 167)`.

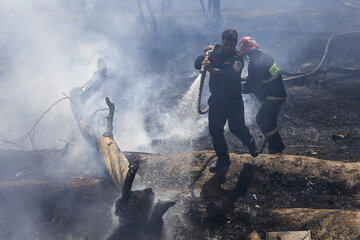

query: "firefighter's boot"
(247, 137), (259, 157)
(267, 132), (285, 154)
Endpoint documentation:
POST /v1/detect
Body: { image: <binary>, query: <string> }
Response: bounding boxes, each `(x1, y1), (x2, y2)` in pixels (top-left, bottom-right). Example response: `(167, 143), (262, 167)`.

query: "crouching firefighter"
(239, 36), (287, 154)
(194, 29), (258, 172)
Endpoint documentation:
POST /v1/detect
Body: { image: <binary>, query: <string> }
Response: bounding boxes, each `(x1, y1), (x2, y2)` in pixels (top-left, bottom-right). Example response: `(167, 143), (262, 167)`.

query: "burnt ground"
(1, 71), (354, 240)
(142, 28), (360, 239)
(281, 74), (360, 162)
(0, 149), (119, 240)
(168, 63), (360, 239)
(229, 73), (360, 162)
(148, 69), (360, 239)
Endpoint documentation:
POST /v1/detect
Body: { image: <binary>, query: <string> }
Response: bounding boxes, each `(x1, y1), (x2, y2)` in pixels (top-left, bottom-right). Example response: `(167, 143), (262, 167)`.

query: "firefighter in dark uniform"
(194, 29), (258, 172)
(239, 36), (286, 154)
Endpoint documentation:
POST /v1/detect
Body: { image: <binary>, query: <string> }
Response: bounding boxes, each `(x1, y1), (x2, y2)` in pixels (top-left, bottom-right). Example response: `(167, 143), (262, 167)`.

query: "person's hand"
(201, 57), (211, 69)
(201, 58), (215, 74)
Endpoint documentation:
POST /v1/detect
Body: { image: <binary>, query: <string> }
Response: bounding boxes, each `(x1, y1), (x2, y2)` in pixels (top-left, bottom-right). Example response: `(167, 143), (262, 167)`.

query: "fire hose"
(197, 31), (360, 115)
(197, 45), (215, 114)
(282, 31), (360, 81)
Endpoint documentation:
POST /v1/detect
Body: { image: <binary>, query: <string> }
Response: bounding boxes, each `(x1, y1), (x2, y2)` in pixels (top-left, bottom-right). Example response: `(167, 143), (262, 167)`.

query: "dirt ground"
(227, 73), (360, 162)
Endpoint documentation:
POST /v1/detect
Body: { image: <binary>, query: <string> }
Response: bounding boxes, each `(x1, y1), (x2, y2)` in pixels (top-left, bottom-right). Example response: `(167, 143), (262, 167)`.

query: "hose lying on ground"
(283, 31), (360, 81)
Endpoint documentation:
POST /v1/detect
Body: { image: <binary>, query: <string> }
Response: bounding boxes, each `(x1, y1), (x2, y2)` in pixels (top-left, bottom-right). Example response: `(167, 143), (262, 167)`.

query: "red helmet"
(238, 36), (259, 54)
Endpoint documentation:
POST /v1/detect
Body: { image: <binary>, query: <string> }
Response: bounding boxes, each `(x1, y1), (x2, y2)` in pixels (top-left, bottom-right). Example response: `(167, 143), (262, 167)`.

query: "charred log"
(69, 58), (136, 189)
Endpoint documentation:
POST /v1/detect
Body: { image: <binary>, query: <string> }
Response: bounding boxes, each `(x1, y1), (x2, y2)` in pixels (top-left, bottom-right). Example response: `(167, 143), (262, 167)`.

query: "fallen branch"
(97, 98), (130, 188)
(0, 96), (69, 148)
(69, 58), (136, 189)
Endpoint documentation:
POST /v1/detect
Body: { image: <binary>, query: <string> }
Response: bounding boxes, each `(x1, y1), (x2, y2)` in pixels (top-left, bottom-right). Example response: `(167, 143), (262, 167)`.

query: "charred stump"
(106, 188), (175, 240)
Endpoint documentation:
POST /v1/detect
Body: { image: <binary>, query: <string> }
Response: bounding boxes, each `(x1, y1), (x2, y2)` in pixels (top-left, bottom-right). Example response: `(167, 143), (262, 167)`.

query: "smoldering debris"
(106, 188), (175, 240)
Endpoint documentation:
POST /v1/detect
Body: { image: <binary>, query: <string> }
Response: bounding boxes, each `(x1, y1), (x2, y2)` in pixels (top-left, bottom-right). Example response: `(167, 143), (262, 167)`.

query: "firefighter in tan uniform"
(239, 36), (286, 154)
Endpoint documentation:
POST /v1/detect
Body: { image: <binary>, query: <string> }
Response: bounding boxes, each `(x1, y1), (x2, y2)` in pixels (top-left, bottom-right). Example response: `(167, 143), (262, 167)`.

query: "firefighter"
(194, 29), (258, 172)
(239, 36), (286, 154)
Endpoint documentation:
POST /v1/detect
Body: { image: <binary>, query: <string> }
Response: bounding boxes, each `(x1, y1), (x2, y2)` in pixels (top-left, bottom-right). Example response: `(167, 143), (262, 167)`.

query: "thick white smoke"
(0, 0), (208, 152)
(0, 1), (117, 150)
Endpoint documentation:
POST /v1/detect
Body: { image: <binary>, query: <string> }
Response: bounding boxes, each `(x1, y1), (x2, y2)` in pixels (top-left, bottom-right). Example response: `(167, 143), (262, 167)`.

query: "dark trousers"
(208, 95), (253, 162)
(256, 100), (284, 153)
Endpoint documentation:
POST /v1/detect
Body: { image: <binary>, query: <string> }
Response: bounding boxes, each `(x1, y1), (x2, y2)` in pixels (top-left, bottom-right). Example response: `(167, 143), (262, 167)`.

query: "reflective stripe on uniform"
(233, 61), (242, 72)
(262, 72), (280, 83)
(262, 62), (280, 84)
(264, 128), (279, 138)
(266, 96), (287, 102)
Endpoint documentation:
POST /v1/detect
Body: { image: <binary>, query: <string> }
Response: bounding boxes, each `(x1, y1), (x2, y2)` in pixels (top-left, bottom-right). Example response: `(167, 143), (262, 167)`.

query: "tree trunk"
(69, 58), (135, 190)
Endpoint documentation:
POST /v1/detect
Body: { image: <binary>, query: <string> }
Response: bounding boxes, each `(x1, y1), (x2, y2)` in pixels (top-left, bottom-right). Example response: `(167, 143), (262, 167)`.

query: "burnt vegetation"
(1, 1), (360, 240)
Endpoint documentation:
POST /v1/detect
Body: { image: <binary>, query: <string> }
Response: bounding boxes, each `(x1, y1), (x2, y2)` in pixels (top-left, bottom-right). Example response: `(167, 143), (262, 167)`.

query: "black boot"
(209, 158), (231, 172)
(247, 137), (258, 157)
(267, 132), (285, 154)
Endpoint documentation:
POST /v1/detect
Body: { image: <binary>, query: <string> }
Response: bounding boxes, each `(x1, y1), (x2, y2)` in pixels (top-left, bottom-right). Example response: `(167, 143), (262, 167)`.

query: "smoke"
(0, 0), (345, 151)
(0, 1), (115, 149)
(1, 0), (360, 239)
(0, 2), (208, 239)
(0, 0), (207, 152)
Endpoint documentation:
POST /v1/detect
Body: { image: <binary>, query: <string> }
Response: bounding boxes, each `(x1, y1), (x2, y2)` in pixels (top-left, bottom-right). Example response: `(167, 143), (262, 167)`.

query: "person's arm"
(241, 61), (260, 94)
